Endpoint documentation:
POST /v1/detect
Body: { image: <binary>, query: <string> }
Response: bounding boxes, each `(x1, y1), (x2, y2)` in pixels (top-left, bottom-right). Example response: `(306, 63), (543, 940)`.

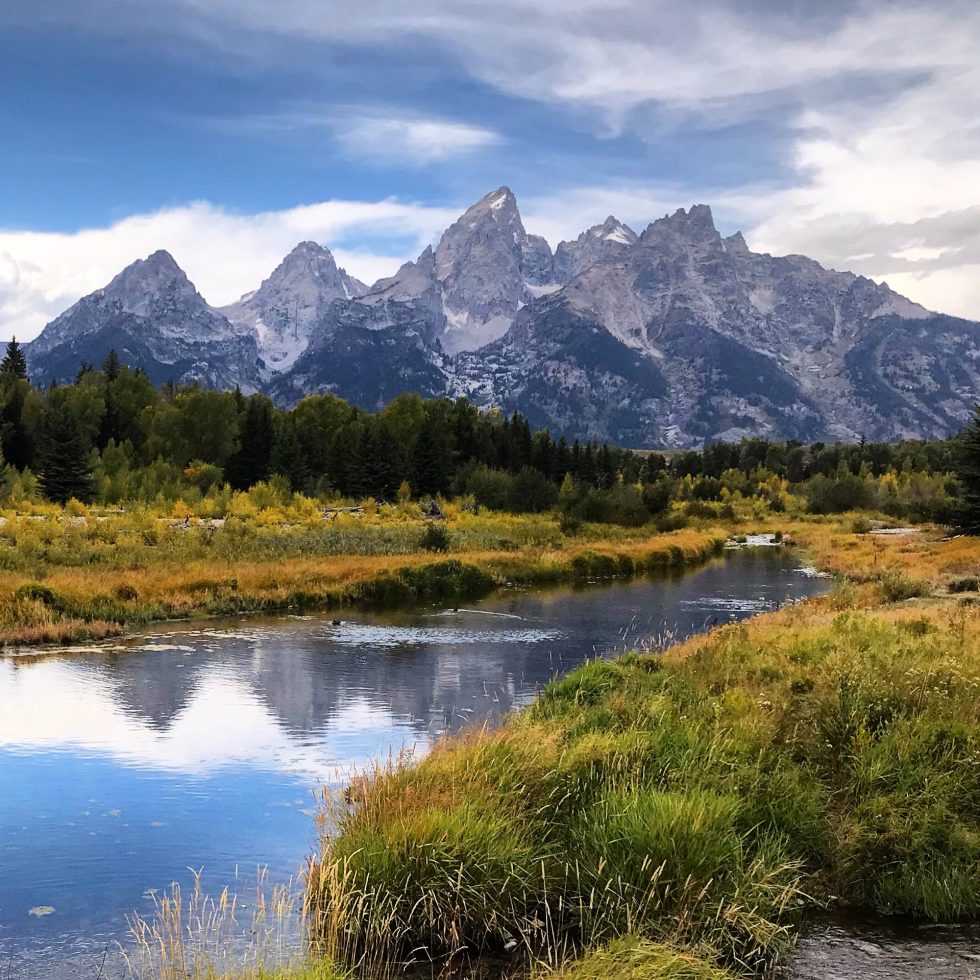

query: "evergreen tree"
(412, 413), (453, 496)
(552, 436), (571, 483)
(327, 421), (367, 496)
(0, 375), (32, 469)
(596, 444), (616, 489)
(99, 354), (123, 449)
(225, 395), (276, 490)
(36, 397), (94, 503)
(271, 419), (311, 493)
(956, 406), (980, 534)
(361, 419), (406, 500)
(0, 338), (27, 379)
(103, 348), (121, 381)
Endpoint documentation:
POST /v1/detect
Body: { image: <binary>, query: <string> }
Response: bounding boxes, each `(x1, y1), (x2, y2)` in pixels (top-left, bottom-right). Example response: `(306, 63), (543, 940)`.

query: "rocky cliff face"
(221, 241), (366, 376)
(25, 191), (980, 446)
(553, 216), (638, 282)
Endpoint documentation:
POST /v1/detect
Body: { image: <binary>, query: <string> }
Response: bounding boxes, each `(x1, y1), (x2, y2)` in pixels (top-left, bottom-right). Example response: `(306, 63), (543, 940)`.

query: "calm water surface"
(0, 549), (919, 978)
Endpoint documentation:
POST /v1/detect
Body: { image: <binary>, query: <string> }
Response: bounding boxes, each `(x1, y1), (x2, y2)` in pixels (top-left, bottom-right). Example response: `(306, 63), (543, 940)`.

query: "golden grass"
(786, 516), (978, 590)
(0, 522), (725, 648)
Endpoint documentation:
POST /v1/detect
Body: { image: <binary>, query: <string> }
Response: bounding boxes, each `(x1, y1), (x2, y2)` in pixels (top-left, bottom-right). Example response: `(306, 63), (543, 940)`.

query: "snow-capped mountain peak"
(553, 215), (638, 281)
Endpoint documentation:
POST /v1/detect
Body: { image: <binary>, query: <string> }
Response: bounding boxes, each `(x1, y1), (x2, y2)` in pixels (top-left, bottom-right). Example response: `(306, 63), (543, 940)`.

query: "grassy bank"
(303, 521), (980, 978)
(0, 504), (725, 648)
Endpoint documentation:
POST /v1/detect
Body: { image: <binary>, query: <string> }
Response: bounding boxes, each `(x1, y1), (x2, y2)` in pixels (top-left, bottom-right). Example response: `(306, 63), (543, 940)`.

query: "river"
(0, 549), (967, 979)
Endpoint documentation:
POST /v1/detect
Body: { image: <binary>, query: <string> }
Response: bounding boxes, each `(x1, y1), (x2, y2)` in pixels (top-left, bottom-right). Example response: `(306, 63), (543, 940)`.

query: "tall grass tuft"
(126, 870), (343, 980)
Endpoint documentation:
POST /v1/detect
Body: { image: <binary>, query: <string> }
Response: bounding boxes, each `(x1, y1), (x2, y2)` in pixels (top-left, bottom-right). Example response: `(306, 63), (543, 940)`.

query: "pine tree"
(362, 420), (406, 500)
(0, 374), (32, 469)
(412, 414), (453, 496)
(328, 422), (366, 496)
(0, 338), (27, 379)
(99, 352), (123, 449)
(271, 419), (311, 493)
(36, 398), (94, 504)
(956, 405), (980, 534)
(225, 396), (276, 490)
(103, 348), (121, 381)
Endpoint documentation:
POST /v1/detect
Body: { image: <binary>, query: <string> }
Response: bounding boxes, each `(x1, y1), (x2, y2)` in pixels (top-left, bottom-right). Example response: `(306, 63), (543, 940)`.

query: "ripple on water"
(321, 623), (564, 648)
(679, 596), (778, 614)
(786, 917), (980, 980)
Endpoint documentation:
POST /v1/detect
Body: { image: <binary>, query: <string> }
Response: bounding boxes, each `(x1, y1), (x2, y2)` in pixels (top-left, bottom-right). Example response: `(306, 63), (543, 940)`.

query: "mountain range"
(24, 187), (980, 447)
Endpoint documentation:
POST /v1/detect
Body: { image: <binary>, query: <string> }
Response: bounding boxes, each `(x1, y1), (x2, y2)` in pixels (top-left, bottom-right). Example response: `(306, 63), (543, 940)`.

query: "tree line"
(0, 340), (977, 531)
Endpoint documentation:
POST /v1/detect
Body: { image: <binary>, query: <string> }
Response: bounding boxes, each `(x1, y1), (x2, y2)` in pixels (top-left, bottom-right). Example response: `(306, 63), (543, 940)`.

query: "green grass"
(542, 937), (738, 980)
(306, 596), (980, 977)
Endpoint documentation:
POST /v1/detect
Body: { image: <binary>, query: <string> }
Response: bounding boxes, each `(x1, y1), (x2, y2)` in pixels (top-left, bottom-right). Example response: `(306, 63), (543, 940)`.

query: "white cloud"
(3, 0), (980, 321)
(336, 115), (502, 165)
(0, 198), (457, 340)
(196, 105), (502, 166)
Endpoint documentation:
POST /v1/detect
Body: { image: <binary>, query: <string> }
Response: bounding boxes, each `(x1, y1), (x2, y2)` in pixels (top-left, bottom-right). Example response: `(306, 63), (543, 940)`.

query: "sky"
(2, 0), (980, 340)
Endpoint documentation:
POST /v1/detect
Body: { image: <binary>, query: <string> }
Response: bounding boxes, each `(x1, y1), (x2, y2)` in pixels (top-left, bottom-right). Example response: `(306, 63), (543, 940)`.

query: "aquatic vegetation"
(127, 871), (345, 980)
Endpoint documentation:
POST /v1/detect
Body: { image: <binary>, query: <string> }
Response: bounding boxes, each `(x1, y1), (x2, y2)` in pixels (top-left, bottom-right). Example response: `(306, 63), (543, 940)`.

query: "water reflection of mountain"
(0, 552), (827, 775)
(91, 650), (199, 730)
(107, 615), (556, 743)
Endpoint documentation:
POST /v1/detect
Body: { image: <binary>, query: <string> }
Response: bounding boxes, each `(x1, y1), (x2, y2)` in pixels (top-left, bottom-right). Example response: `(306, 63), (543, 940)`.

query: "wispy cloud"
(3, 0), (980, 320)
(336, 115), (503, 165)
(194, 104), (503, 165)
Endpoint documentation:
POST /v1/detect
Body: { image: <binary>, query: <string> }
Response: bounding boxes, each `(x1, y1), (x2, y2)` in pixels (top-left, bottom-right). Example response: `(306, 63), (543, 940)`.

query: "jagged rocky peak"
(640, 204), (721, 246)
(25, 248), (261, 391)
(60, 248), (239, 343)
(722, 230), (750, 255)
(522, 233), (555, 286)
(553, 215), (638, 281)
(262, 240), (367, 300)
(222, 240), (367, 375)
(434, 185), (524, 280)
(596, 215), (639, 245)
(373, 185), (557, 354)
(101, 249), (199, 314)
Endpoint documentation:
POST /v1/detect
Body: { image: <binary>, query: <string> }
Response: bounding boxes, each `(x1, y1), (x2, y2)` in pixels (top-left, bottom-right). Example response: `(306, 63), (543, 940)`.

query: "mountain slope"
(27, 251), (261, 391)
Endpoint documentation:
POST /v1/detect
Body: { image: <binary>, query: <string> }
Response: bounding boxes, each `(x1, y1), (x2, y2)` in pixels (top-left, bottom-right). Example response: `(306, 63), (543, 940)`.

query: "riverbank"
(303, 520), (980, 978)
(0, 513), (726, 649)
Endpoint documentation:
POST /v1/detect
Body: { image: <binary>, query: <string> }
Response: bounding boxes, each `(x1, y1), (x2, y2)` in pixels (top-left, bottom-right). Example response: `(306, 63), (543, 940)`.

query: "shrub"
(806, 473), (873, 514)
(419, 522), (450, 552)
(878, 571), (931, 602)
(13, 581), (62, 608)
(641, 477), (673, 516)
(548, 937), (737, 980)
